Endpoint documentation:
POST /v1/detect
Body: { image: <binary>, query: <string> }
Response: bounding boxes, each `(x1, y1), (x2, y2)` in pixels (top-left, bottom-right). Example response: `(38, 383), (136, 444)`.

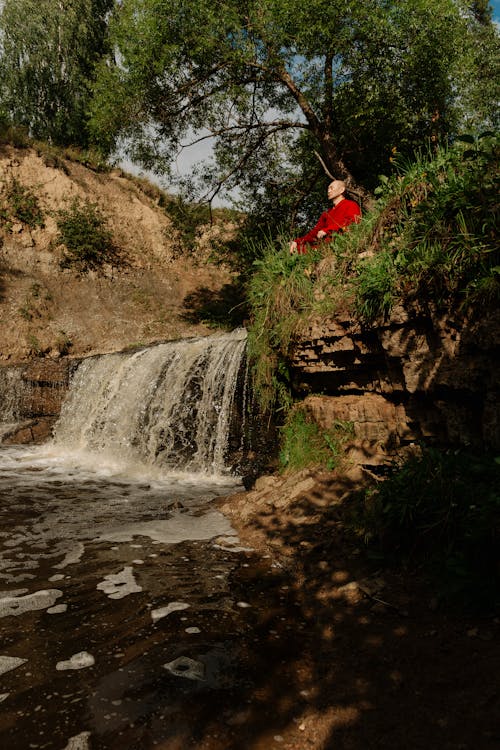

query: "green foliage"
(0, 0), (113, 147)
(247, 235), (318, 413)
(90, 0), (497, 219)
(279, 407), (354, 472)
(355, 251), (397, 320)
(163, 196), (214, 252)
(57, 198), (119, 273)
(348, 449), (500, 612)
(1, 178), (44, 229)
(370, 133), (500, 311)
(0, 120), (31, 149)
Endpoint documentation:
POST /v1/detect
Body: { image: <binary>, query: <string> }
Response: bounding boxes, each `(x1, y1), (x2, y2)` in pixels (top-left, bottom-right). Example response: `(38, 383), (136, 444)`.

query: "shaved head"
(328, 180), (345, 196)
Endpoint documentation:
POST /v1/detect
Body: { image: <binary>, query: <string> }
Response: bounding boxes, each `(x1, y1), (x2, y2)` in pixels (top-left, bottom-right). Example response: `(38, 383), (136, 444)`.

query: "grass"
(279, 406), (354, 472)
(246, 236), (319, 413)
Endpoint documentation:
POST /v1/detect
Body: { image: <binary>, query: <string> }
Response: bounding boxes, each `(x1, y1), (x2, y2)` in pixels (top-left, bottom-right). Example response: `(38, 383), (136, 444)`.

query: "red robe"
(295, 198), (361, 254)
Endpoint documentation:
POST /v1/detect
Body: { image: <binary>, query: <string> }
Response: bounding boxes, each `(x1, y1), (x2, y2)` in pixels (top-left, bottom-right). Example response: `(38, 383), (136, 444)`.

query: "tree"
(90, 0), (498, 216)
(0, 0), (114, 147)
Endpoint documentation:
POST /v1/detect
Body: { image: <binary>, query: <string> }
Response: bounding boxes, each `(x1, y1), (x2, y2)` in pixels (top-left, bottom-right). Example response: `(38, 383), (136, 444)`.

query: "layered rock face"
(0, 359), (71, 443)
(291, 304), (500, 460)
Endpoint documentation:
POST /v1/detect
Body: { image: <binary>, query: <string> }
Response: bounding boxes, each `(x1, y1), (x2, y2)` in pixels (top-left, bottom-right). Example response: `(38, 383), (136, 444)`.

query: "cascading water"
(52, 328), (248, 477)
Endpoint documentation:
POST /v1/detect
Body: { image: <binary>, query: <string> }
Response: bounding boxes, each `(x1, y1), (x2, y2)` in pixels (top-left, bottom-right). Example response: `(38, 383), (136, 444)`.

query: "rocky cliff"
(291, 302), (500, 462)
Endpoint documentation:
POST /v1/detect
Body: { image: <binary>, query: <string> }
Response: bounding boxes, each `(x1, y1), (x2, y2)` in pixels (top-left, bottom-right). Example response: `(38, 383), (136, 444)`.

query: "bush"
(2, 177), (44, 228)
(348, 448), (500, 612)
(57, 198), (119, 272)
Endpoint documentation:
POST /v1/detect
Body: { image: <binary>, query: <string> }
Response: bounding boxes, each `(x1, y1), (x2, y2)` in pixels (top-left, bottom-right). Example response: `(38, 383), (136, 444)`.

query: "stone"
(253, 475), (281, 492)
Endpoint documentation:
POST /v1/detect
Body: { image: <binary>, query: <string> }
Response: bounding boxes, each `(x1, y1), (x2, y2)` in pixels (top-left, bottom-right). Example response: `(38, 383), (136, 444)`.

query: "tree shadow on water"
(181, 280), (249, 330)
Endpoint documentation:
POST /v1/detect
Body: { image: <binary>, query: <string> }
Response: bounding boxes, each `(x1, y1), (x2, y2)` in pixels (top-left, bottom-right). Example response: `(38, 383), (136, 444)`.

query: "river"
(0, 445), (293, 750)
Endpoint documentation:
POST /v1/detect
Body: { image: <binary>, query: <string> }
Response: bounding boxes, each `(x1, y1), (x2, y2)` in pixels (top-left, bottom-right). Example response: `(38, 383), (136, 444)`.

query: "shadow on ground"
(158, 470), (500, 750)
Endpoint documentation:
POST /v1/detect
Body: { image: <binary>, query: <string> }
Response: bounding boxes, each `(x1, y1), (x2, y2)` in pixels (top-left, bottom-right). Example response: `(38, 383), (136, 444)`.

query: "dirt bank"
(0, 145), (238, 363)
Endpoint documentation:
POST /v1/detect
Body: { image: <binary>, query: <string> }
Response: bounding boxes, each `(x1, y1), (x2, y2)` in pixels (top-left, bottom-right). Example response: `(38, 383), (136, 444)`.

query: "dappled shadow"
(181, 280), (248, 329)
(198, 472), (500, 750)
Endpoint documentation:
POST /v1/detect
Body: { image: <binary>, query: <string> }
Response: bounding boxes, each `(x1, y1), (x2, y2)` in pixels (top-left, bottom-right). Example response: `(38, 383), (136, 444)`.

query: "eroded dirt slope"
(0, 145), (237, 362)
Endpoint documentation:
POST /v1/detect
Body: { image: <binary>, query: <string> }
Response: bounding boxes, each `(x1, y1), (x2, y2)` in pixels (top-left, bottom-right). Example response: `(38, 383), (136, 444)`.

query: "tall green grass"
(247, 235), (318, 413)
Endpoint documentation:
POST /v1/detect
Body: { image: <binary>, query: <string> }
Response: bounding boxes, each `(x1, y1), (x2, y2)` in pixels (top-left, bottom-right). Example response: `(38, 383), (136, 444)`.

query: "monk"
(289, 179), (361, 255)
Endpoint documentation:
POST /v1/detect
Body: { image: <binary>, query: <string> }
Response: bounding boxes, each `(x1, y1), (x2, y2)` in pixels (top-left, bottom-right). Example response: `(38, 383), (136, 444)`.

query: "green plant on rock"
(279, 406), (354, 472)
(355, 250), (398, 320)
(57, 198), (119, 272)
(370, 133), (500, 310)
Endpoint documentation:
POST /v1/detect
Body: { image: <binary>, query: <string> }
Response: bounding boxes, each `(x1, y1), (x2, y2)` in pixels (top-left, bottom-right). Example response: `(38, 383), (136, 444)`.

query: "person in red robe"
(289, 180), (361, 255)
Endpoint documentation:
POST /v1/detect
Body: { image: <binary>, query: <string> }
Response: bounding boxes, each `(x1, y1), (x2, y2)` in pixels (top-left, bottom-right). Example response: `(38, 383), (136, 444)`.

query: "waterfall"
(52, 329), (248, 477)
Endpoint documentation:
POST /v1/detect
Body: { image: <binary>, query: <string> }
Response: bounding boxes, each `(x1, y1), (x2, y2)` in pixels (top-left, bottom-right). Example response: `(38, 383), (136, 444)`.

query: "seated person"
(289, 180), (361, 255)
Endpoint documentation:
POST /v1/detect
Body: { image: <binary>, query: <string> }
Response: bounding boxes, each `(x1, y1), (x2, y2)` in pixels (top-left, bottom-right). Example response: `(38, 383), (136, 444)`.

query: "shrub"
(3, 178), (44, 228)
(348, 448), (500, 612)
(57, 198), (119, 272)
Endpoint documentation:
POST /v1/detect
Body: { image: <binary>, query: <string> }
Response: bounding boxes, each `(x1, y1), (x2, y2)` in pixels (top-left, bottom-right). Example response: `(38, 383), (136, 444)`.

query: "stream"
(0, 445), (295, 750)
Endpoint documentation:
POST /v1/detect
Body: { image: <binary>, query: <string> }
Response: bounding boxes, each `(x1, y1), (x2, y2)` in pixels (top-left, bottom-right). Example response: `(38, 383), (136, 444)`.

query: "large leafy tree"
(91, 0), (498, 217)
(0, 0), (114, 147)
